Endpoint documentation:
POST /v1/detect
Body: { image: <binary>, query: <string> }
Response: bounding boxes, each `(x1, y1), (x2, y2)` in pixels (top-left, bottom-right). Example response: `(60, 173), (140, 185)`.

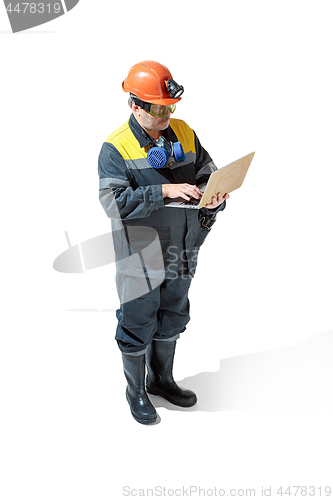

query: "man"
(98, 60), (229, 425)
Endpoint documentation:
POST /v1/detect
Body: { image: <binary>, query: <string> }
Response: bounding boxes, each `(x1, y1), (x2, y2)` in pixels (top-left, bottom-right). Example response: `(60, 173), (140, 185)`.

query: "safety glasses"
(130, 94), (176, 118)
(148, 103), (176, 118)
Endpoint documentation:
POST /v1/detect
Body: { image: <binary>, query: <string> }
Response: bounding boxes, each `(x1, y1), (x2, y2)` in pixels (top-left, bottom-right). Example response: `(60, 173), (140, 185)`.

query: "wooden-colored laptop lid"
(198, 152), (255, 209)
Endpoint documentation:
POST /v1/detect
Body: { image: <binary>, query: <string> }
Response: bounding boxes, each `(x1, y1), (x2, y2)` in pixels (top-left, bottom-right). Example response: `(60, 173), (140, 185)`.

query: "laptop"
(165, 151), (255, 209)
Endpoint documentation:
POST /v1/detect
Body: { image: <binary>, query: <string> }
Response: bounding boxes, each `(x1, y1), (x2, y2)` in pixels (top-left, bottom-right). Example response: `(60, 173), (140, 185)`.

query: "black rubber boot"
(122, 352), (158, 425)
(146, 340), (197, 407)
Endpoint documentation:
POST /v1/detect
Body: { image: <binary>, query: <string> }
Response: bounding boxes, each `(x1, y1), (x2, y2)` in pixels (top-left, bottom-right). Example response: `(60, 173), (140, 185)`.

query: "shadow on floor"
(150, 329), (333, 416)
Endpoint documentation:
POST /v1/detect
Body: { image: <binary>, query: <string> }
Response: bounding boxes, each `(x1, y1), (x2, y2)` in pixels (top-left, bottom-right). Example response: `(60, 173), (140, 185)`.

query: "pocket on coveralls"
(123, 225), (171, 281)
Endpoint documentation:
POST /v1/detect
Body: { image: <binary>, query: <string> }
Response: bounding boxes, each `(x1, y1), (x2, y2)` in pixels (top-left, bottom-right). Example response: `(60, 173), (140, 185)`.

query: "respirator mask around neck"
(147, 136), (185, 169)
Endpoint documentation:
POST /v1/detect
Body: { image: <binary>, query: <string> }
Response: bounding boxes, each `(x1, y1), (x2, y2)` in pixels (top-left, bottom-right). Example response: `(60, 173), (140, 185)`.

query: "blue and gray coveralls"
(98, 114), (226, 355)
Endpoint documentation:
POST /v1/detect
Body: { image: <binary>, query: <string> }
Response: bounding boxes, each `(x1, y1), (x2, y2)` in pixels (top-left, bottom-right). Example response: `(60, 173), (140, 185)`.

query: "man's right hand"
(162, 183), (202, 201)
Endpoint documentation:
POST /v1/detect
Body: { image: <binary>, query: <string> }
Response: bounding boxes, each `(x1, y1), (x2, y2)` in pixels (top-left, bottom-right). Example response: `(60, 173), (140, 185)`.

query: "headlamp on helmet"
(167, 79), (184, 99)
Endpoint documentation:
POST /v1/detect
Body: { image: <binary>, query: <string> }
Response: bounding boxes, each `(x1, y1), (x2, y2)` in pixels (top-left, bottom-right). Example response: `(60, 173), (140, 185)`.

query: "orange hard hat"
(122, 60), (183, 105)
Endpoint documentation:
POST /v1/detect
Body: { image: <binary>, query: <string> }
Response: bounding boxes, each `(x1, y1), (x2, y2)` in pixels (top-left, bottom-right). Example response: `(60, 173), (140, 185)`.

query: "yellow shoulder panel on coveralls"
(105, 120), (147, 160)
(168, 119), (196, 155)
(105, 118), (196, 160)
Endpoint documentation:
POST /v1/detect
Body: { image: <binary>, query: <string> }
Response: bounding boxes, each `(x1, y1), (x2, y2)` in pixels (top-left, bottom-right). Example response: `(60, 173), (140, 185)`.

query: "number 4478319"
(6, 3), (61, 14)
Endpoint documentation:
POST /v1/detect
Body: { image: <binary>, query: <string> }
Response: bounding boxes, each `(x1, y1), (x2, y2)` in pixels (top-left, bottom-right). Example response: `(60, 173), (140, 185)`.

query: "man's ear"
(132, 103), (140, 116)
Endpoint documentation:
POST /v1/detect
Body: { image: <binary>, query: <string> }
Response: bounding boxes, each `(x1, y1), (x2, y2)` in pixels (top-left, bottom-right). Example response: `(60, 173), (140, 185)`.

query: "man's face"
(133, 104), (171, 135)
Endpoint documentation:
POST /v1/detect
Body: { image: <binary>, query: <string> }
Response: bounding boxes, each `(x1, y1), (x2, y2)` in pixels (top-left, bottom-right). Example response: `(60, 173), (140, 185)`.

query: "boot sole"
(130, 412), (158, 425)
(146, 386), (197, 408)
(126, 392), (159, 425)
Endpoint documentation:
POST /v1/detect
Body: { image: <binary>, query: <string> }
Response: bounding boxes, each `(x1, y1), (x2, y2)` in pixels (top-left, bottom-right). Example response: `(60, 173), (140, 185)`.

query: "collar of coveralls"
(128, 113), (179, 149)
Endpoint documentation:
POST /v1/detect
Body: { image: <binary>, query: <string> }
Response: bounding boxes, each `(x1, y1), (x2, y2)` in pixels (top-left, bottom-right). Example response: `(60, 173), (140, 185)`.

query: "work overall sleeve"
(98, 142), (165, 220)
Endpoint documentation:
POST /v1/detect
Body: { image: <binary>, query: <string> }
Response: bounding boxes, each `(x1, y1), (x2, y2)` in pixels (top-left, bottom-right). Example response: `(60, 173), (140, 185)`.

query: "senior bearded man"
(98, 60), (229, 424)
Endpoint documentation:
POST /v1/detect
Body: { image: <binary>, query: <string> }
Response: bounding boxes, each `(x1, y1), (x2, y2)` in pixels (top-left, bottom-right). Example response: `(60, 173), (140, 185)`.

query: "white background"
(1, 1), (333, 498)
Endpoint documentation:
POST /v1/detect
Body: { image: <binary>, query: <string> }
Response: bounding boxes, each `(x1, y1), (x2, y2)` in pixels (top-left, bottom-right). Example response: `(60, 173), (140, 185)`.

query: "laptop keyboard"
(183, 197), (200, 206)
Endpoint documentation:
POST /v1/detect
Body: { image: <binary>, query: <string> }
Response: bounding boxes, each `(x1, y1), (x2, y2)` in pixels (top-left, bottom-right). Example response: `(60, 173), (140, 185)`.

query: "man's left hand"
(205, 192), (230, 209)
